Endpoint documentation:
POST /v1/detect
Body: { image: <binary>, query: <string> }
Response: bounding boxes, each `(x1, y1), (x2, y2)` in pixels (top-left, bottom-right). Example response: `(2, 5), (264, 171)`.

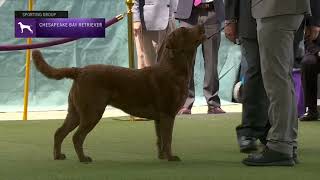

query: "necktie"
(194, 0), (201, 6)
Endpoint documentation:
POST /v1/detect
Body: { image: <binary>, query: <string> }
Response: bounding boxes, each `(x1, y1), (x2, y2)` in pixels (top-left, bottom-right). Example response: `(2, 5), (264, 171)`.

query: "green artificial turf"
(0, 113), (319, 180)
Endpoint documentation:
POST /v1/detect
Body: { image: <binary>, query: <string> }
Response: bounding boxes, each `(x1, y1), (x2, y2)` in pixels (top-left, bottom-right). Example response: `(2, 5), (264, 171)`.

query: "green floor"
(0, 113), (319, 180)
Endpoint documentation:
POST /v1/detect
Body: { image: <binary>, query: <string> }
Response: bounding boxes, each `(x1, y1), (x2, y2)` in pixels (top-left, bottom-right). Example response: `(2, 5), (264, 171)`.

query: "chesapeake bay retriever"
(32, 25), (206, 163)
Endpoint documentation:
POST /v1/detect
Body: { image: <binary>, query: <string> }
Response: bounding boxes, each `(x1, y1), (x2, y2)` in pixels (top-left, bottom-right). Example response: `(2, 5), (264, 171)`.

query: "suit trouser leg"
(256, 14), (304, 155)
(142, 30), (157, 66)
(179, 20), (197, 109)
(134, 29), (146, 69)
(301, 62), (320, 113)
(142, 20), (176, 65)
(236, 37), (270, 141)
(202, 23), (221, 108)
(179, 8), (221, 109)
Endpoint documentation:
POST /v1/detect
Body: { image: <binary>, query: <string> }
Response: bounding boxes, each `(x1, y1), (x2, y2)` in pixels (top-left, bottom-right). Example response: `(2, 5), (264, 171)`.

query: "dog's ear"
(165, 31), (177, 49)
(165, 27), (186, 49)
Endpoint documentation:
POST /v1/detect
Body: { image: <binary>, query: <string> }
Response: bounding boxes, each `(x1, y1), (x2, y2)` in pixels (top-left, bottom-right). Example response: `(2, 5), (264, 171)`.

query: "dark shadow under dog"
(32, 25), (206, 163)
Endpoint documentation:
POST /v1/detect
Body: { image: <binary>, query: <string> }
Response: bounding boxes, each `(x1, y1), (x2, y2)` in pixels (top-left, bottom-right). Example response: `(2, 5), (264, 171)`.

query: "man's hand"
(133, 21), (142, 37)
(305, 26), (320, 41)
(224, 21), (238, 44)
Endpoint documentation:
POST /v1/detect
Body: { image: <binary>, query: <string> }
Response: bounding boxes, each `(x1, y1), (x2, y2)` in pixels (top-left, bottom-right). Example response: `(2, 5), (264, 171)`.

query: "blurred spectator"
(175, 0), (226, 114)
(133, 0), (177, 69)
(300, 8), (320, 121)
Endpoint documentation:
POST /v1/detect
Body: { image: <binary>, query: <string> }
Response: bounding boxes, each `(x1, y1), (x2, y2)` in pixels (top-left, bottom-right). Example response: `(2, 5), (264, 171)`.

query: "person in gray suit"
(175, 0), (226, 114)
(224, 0), (270, 154)
(242, 0), (310, 166)
(133, 0), (177, 68)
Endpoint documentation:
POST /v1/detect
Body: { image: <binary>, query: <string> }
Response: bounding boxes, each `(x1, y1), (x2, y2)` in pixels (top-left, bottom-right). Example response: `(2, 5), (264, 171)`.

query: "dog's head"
(157, 25), (207, 77)
(165, 24), (206, 50)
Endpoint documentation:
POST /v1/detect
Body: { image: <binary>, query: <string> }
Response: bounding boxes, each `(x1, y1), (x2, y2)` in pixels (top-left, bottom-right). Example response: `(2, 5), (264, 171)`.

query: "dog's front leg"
(154, 119), (165, 160)
(159, 115), (181, 161)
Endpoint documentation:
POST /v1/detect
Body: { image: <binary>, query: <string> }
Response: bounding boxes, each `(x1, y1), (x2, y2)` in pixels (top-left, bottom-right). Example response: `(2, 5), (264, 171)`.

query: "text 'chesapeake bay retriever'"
(32, 25), (206, 163)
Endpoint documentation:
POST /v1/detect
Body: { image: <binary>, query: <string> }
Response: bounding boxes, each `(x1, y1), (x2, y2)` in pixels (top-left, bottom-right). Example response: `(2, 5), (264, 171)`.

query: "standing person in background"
(224, 0), (270, 153)
(175, 0), (226, 115)
(299, 0), (320, 121)
(242, 0), (310, 166)
(133, 0), (177, 69)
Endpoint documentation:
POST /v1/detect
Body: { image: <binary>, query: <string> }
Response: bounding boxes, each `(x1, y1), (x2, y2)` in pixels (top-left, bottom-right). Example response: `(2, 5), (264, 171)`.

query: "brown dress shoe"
(178, 108), (191, 115)
(208, 107), (226, 114)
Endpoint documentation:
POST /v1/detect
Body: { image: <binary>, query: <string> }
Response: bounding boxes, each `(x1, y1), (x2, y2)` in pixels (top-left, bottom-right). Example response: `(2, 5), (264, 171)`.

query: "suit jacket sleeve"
(224, 0), (239, 20)
(307, 0), (320, 26)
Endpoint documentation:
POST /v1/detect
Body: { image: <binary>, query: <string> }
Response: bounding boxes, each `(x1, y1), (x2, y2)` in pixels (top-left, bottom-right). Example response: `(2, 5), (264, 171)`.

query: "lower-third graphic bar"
(15, 18), (106, 38)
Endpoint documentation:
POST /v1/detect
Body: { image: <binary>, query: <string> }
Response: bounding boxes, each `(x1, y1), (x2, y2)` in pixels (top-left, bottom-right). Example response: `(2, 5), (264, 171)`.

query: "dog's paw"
(80, 156), (93, 163)
(168, 156), (181, 162)
(54, 153), (66, 160)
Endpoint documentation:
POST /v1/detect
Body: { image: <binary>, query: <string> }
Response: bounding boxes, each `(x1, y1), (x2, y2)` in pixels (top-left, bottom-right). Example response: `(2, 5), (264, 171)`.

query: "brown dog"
(32, 25), (206, 163)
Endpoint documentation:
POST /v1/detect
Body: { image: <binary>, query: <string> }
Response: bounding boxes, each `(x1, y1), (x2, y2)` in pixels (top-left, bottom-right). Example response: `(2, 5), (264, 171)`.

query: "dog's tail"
(32, 50), (79, 80)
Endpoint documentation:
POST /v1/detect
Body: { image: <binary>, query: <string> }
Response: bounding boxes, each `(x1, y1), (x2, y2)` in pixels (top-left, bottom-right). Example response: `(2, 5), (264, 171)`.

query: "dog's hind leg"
(72, 107), (105, 163)
(54, 102), (79, 160)
(159, 115), (180, 161)
(154, 120), (165, 160)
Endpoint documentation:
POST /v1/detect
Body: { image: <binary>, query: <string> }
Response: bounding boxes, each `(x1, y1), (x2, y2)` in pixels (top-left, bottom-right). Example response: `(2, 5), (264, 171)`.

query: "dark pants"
(179, 6), (221, 109)
(236, 37), (270, 142)
(301, 56), (320, 113)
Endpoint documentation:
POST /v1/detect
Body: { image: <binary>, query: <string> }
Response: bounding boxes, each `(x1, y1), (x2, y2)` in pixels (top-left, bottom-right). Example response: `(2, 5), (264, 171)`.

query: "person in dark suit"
(242, 0), (310, 166)
(300, 1), (320, 121)
(175, 0), (226, 114)
(224, 0), (270, 153)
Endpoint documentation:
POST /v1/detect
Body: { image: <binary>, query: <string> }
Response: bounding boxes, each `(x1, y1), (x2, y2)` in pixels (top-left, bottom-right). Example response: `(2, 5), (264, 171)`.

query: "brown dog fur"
(32, 25), (206, 163)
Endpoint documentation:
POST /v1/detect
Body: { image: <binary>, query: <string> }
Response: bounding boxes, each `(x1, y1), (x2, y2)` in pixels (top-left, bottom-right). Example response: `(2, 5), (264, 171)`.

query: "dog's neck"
(160, 48), (197, 79)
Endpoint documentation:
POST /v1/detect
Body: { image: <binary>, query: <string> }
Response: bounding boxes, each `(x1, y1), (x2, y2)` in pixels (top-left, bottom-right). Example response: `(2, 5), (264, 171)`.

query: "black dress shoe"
(242, 148), (295, 166)
(299, 112), (319, 121)
(238, 136), (258, 153)
(257, 146), (299, 164)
